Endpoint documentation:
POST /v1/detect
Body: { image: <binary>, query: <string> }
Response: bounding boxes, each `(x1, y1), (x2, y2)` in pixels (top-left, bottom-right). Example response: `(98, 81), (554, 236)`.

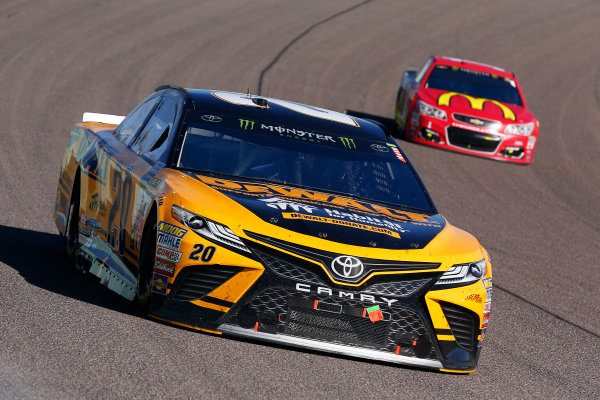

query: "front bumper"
(149, 238), (489, 373)
(405, 113), (537, 164)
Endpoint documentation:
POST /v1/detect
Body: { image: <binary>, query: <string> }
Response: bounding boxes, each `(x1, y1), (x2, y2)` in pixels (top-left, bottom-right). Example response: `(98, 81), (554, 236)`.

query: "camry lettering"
(296, 283), (398, 306)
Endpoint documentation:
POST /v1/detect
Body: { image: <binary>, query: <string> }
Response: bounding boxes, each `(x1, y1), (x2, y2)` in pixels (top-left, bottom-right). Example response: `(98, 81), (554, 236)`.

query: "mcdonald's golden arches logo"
(437, 92), (516, 121)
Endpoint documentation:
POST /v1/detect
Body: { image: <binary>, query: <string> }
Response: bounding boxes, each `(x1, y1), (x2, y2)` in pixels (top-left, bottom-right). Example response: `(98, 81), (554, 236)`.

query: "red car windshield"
(425, 65), (524, 106)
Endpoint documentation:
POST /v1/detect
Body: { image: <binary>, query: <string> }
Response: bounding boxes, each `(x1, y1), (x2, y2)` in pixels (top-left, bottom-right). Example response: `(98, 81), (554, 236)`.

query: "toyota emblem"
(201, 114), (222, 123)
(331, 255), (364, 279)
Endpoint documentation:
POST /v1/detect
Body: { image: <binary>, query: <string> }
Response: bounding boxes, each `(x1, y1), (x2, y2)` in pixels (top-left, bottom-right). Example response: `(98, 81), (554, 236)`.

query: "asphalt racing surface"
(1, 0), (599, 398)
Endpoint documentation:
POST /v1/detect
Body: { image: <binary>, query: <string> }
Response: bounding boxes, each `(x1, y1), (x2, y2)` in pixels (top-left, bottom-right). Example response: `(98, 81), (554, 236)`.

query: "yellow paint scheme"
(54, 119), (492, 373)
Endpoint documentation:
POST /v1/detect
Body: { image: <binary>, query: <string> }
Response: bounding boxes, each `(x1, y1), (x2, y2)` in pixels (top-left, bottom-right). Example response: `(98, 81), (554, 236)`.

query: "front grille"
(287, 306), (389, 345)
(241, 287), (438, 359)
(453, 114), (501, 130)
(252, 247), (325, 285)
(170, 265), (242, 301)
(440, 302), (478, 351)
(447, 126), (501, 153)
(363, 279), (430, 297)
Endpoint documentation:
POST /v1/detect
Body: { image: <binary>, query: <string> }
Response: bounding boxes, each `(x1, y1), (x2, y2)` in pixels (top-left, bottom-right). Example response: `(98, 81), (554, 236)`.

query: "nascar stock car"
(53, 86), (492, 373)
(395, 56), (539, 164)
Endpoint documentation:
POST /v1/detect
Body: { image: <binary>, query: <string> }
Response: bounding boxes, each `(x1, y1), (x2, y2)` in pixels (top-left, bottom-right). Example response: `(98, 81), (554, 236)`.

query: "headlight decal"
(433, 259), (487, 288)
(172, 205), (251, 253)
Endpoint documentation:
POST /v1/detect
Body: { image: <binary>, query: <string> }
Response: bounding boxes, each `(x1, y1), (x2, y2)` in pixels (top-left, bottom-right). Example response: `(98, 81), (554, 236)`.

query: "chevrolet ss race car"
(53, 86), (492, 373)
(395, 56), (539, 164)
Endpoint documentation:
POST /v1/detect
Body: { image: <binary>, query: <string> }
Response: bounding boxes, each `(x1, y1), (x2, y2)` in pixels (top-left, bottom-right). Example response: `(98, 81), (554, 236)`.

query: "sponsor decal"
(188, 243), (216, 262)
(89, 193), (99, 212)
(260, 197), (317, 214)
(370, 143), (389, 152)
(152, 273), (168, 295)
(482, 277), (493, 288)
(260, 123), (336, 143)
(483, 301), (491, 313)
(387, 144), (406, 163)
(196, 176), (443, 227)
(157, 192), (165, 206)
(339, 137), (356, 149)
(86, 217), (96, 229)
(481, 313), (489, 328)
(239, 119), (255, 130)
(331, 255), (364, 279)
(154, 259), (175, 277)
(438, 92), (516, 121)
(486, 287), (493, 302)
(157, 232), (182, 250)
(148, 176), (162, 188)
(156, 246), (182, 263)
(201, 114), (222, 123)
(451, 122), (498, 135)
(79, 225), (91, 237)
(157, 221), (187, 238)
(283, 212), (402, 238)
(366, 305), (384, 323)
(464, 293), (483, 303)
(527, 135), (536, 149)
(296, 283), (398, 307)
(469, 118), (485, 126)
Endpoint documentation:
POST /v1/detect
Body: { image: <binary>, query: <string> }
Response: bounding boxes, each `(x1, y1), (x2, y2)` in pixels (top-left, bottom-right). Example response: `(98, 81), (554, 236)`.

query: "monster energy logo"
(339, 137), (356, 149)
(239, 119), (255, 130)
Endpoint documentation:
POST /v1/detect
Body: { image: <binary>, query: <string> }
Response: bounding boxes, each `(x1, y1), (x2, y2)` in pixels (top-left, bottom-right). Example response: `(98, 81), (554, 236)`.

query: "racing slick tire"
(395, 87), (407, 139)
(64, 177), (81, 269)
(137, 218), (157, 315)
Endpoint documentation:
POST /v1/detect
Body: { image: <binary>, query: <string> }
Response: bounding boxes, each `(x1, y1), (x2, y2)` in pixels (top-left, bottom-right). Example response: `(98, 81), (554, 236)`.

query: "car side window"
(416, 58), (434, 83)
(130, 97), (177, 163)
(114, 96), (161, 146)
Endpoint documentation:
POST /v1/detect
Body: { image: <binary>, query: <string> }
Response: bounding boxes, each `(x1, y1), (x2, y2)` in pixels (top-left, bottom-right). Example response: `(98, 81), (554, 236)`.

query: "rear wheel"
(137, 219), (156, 315)
(64, 183), (80, 268)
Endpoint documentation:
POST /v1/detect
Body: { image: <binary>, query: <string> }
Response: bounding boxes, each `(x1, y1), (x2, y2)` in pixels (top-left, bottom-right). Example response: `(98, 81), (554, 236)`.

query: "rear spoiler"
(82, 112), (125, 125)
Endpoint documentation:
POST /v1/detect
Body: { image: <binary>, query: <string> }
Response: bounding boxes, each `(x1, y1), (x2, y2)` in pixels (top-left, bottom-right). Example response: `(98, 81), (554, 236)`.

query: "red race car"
(394, 56), (539, 164)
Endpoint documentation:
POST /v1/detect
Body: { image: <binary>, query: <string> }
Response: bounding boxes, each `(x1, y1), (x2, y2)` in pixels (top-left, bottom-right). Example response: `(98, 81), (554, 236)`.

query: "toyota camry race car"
(395, 56), (539, 164)
(53, 86), (492, 373)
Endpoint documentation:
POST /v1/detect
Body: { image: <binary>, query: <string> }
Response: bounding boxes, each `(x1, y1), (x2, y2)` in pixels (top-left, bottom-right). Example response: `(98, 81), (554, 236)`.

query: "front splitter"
(218, 324), (443, 370)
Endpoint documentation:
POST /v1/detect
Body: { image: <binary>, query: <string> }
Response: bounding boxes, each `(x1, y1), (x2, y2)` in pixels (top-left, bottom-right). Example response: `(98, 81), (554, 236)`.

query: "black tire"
(64, 182), (80, 268)
(137, 219), (157, 315)
(395, 88), (407, 139)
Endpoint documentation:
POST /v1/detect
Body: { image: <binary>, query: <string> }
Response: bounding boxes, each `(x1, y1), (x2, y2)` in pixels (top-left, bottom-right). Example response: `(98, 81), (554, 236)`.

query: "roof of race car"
(434, 56), (515, 79)
(182, 88), (387, 141)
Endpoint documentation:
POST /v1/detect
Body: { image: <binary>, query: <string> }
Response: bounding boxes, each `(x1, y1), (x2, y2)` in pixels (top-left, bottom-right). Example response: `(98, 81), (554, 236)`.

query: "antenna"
(247, 87), (251, 97)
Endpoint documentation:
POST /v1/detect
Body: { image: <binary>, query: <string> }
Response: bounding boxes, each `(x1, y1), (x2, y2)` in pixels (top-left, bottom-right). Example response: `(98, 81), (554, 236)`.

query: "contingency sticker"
(152, 273), (168, 295)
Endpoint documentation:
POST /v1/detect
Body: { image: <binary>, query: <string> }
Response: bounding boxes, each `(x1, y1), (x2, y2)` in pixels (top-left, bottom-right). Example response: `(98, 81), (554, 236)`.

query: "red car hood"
(419, 88), (534, 124)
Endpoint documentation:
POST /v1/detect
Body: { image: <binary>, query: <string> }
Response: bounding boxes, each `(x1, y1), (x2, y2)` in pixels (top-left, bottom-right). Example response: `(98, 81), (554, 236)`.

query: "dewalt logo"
(239, 119), (255, 130)
(437, 92), (516, 121)
(339, 137), (356, 149)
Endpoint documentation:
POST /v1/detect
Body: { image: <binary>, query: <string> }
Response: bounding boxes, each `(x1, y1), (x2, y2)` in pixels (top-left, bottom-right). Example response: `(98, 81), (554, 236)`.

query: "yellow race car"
(53, 86), (492, 373)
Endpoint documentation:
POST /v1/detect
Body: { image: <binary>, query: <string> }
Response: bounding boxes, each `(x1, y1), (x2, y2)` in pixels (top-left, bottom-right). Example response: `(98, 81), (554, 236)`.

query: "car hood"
(184, 173), (450, 251)
(419, 88), (534, 123)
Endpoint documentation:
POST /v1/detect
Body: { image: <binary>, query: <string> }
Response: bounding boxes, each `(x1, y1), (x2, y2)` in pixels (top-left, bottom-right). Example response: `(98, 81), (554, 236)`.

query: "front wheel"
(137, 220), (157, 315)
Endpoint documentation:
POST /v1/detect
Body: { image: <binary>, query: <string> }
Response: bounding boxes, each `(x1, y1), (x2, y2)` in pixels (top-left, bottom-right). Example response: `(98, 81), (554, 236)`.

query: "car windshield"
(177, 113), (435, 212)
(425, 65), (523, 106)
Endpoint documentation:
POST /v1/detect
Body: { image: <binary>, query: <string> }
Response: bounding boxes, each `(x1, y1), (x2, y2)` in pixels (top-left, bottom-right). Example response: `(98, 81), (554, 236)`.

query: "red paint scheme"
(394, 56), (539, 164)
